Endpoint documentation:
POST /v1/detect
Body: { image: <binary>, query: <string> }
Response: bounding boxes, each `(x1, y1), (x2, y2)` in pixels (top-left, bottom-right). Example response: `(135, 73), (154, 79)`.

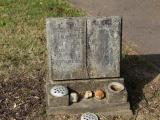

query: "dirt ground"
(122, 54), (160, 120)
(1, 47), (160, 120)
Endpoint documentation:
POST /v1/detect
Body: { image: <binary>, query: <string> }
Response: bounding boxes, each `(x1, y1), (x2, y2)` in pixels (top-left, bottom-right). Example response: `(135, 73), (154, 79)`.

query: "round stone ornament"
(95, 89), (105, 100)
(50, 85), (68, 97)
(81, 112), (98, 120)
(108, 82), (124, 93)
(84, 91), (93, 99)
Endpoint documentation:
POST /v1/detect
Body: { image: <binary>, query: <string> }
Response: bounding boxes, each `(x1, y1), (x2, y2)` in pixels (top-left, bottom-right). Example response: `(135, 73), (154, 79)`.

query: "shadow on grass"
(121, 54), (160, 114)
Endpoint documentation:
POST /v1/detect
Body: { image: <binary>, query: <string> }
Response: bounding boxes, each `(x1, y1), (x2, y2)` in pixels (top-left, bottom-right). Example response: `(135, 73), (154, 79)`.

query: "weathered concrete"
(70, 0), (160, 55)
(87, 17), (121, 78)
(47, 94), (69, 107)
(47, 85), (69, 107)
(47, 102), (131, 115)
(47, 78), (125, 92)
(46, 18), (88, 80)
(105, 84), (127, 103)
(46, 78), (131, 114)
(46, 17), (121, 81)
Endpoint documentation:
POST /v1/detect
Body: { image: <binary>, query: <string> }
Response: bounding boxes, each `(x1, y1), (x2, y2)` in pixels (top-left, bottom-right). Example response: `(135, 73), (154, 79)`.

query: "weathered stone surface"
(46, 78), (127, 105)
(48, 78), (125, 93)
(105, 82), (128, 103)
(46, 17), (121, 80)
(47, 85), (69, 107)
(47, 102), (131, 115)
(46, 18), (88, 80)
(87, 16), (121, 78)
(46, 78), (130, 115)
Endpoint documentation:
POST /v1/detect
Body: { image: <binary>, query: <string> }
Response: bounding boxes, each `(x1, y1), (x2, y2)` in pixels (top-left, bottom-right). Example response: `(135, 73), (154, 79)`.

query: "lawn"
(0, 0), (160, 120)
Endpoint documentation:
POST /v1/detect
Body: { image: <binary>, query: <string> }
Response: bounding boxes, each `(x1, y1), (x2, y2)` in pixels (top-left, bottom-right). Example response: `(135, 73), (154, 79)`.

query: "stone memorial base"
(46, 17), (132, 119)
(46, 78), (132, 116)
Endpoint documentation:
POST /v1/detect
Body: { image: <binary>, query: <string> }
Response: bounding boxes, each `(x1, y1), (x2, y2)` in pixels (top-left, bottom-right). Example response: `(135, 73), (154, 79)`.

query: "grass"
(0, 0), (83, 75)
(0, 0), (84, 119)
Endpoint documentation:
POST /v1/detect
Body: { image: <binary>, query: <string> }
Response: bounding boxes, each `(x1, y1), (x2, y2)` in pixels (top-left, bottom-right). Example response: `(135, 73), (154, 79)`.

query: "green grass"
(0, 0), (84, 77)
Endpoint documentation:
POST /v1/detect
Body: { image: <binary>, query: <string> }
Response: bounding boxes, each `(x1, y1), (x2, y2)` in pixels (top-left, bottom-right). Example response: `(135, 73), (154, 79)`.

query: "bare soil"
(1, 52), (160, 120)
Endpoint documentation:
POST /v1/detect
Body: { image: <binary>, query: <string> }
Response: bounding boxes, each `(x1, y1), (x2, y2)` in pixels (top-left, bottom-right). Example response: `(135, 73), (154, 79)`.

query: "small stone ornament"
(81, 112), (99, 120)
(108, 82), (124, 93)
(50, 85), (68, 97)
(70, 92), (78, 103)
(95, 89), (105, 100)
(84, 91), (93, 99)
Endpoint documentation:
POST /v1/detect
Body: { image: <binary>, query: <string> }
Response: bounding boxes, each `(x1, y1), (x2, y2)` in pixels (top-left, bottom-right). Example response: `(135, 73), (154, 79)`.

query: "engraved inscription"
(87, 17), (121, 78)
(52, 29), (83, 65)
(47, 18), (88, 80)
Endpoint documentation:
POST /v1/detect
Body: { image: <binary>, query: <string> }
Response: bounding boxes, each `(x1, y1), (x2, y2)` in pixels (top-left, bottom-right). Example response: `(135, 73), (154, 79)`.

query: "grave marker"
(87, 17), (121, 78)
(46, 18), (88, 80)
(46, 17), (132, 117)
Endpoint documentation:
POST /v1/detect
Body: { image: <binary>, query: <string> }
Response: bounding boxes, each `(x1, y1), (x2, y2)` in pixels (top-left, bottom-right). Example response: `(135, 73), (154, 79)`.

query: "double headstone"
(46, 17), (131, 116)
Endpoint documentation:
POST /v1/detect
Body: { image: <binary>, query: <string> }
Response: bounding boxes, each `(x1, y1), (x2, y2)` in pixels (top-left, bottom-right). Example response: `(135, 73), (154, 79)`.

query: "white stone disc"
(50, 85), (68, 97)
(81, 112), (98, 120)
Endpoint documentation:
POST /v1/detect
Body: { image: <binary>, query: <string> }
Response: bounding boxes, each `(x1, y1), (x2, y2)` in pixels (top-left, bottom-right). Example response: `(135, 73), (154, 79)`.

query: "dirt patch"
(1, 54), (159, 120)
(122, 55), (160, 120)
(0, 71), (46, 120)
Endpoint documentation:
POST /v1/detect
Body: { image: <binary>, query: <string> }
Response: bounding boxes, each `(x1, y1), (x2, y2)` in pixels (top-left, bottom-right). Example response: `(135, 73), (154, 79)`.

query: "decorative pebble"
(70, 92), (78, 103)
(95, 89), (105, 100)
(81, 112), (98, 120)
(84, 91), (93, 99)
(50, 85), (68, 97)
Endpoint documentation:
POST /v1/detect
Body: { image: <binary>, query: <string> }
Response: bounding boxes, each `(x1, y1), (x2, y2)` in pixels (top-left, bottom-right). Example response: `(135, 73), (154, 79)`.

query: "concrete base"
(46, 78), (132, 116)
(47, 102), (132, 115)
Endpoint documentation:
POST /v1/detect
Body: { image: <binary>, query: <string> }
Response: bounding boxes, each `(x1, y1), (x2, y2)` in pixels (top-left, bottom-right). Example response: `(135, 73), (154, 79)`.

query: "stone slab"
(47, 88), (69, 107)
(105, 84), (128, 103)
(87, 16), (121, 78)
(47, 102), (131, 115)
(46, 18), (88, 80)
(46, 17), (121, 81)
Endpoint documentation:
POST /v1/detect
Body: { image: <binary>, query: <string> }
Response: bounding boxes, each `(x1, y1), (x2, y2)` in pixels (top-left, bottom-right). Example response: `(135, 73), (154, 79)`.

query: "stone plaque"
(46, 18), (88, 80)
(87, 17), (121, 78)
